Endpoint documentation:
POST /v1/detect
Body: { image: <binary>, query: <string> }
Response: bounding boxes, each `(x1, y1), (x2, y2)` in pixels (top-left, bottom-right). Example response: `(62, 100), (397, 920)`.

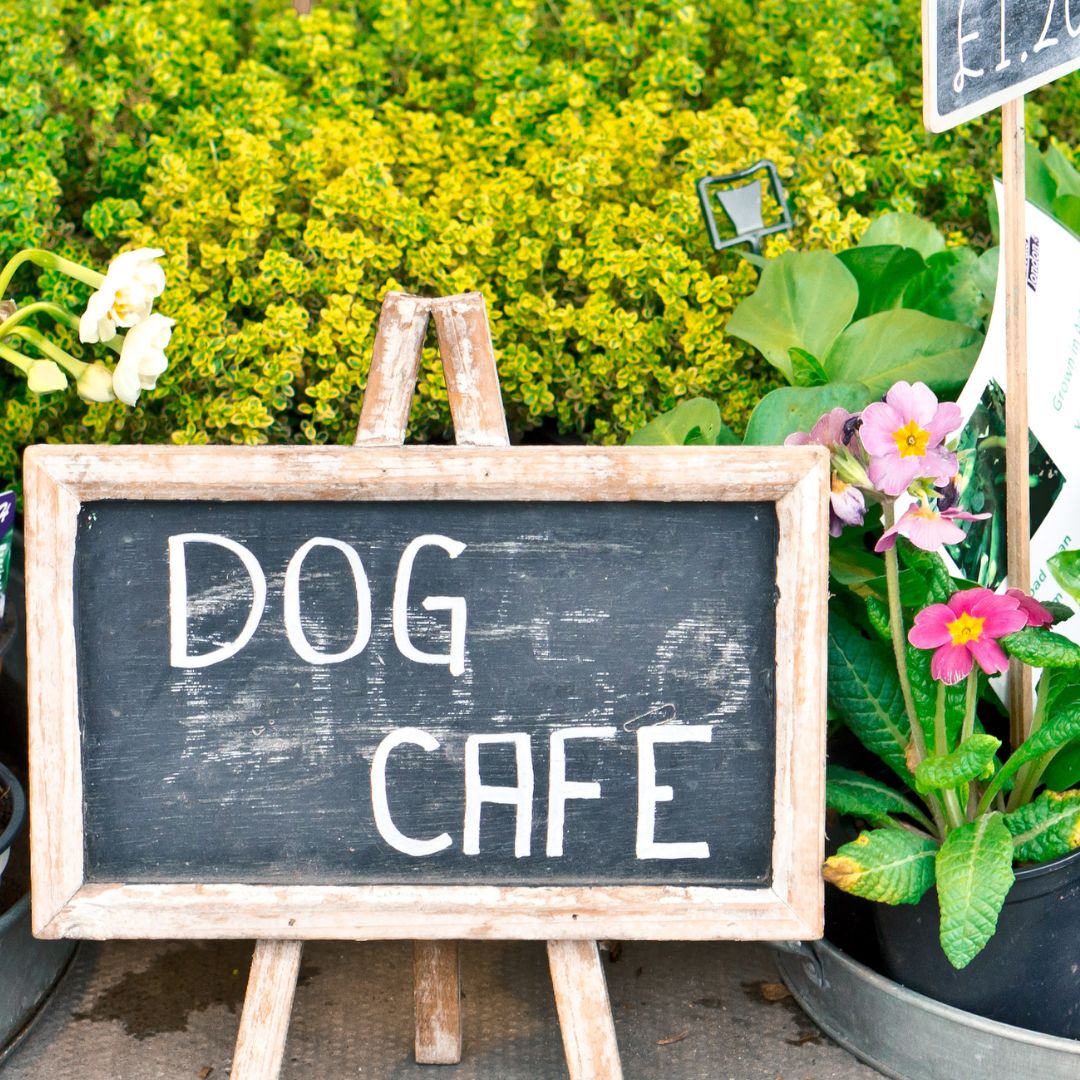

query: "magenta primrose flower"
(785, 407), (867, 537)
(908, 589), (1027, 684)
(875, 503), (990, 553)
(1006, 588), (1055, 628)
(859, 381), (961, 496)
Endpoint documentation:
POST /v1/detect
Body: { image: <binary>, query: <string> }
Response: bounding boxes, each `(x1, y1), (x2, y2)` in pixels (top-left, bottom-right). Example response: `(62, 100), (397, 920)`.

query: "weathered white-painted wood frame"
(25, 442), (828, 943)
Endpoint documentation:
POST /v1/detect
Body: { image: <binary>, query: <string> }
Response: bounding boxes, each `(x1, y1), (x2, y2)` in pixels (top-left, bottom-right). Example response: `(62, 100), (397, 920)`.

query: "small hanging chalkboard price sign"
(924, 0), (1080, 131)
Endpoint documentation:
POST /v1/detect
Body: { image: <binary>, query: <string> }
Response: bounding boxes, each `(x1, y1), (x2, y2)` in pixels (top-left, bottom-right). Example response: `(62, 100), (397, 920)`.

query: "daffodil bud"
(26, 360), (68, 394)
(77, 362), (117, 403)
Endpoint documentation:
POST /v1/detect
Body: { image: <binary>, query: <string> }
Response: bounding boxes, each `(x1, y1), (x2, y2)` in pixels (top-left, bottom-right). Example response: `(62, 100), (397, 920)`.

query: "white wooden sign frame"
(25, 440), (828, 944)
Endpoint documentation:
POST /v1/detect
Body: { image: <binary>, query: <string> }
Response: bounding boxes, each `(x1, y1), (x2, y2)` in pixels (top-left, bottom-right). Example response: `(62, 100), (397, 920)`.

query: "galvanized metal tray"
(773, 938), (1080, 1080)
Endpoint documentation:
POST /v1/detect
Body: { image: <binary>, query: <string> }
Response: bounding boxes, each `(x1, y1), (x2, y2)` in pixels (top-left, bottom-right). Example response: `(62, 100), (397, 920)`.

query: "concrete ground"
(0, 938), (882, 1079)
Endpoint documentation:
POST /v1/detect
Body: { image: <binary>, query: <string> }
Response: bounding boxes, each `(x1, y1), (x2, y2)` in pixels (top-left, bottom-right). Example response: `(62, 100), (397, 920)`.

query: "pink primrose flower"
(859, 382), (961, 496)
(785, 408), (867, 537)
(1005, 588), (1055, 628)
(908, 588), (1027, 684)
(874, 503), (990, 553)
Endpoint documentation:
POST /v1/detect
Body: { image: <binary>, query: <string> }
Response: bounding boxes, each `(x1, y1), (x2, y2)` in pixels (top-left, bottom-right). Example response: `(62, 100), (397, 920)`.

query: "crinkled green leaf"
(995, 705), (1080, 795)
(865, 595), (891, 642)
(743, 383), (872, 446)
(828, 613), (911, 785)
(1001, 627), (1080, 669)
(858, 213), (946, 259)
(897, 543), (959, 604)
(826, 765), (934, 830)
(935, 814), (1015, 969)
(1049, 550), (1080, 604)
(837, 244), (925, 320)
(628, 398), (737, 446)
(823, 828), (938, 904)
(726, 250), (858, 381)
(906, 642), (967, 754)
(1004, 789), (1080, 863)
(914, 734), (1001, 795)
(825, 309), (982, 397)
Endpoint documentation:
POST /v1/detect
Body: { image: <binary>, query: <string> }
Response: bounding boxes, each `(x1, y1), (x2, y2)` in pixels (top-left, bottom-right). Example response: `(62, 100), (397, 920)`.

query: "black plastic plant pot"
(0, 760), (26, 887)
(873, 847), (1080, 1039)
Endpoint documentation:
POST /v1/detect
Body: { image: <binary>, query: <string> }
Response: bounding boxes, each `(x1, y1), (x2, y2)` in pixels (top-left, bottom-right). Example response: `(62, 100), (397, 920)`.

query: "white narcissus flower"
(112, 314), (174, 406)
(79, 247), (166, 344)
(76, 362), (117, 403)
(26, 360), (68, 393)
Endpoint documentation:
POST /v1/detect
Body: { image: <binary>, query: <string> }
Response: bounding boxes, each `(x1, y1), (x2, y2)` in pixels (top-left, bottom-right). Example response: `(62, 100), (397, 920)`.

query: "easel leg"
(414, 941), (463, 1064)
(230, 940), (303, 1080)
(547, 940), (623, 1080)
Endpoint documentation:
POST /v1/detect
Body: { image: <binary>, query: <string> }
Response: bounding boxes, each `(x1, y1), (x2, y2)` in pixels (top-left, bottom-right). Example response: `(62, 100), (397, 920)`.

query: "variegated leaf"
(823, 828), (938, 904)
(1004, 789), (1080, 863)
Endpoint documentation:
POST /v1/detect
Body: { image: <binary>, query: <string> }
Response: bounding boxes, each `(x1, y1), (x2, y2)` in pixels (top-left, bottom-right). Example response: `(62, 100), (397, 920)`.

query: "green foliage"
(742, 382), (868, 445)
(826, 765), (934, 831)
(823, 828), (938, 905)
(914, 734), (1000, 796)
(1049, 550), (1080, 603)
(627, 397), (738, 445)
(936, 814), (1015, 969)
(1004, 789), (1080, 864)
(1001, 627), (1080, 669)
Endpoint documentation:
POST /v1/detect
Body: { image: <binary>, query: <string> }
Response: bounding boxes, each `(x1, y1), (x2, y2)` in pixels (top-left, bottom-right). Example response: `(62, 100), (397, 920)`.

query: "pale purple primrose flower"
(859, 381), (961, 496)
(875, 503), (990, 553)
(785, 407), (866, 536)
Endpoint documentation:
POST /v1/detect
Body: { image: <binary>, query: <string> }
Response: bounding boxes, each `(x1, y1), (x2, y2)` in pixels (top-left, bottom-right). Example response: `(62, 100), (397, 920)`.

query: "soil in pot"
(872, 847), (1080, 1040)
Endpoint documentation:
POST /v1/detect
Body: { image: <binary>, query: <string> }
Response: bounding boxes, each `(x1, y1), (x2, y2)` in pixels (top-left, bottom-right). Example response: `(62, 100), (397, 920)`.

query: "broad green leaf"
(1050, 195), (1080, 240)
(743, 382), (872, 445)
(914, 734), (1001, 795)
(726, 250), (858, 381)
(1036, 672), (1080, 790)
(628, 398), (736, 446)
(824, 828), (938, 904)
(1049, 550), (1080, 603)
(837, 245), (925, 320)
(902, 248), (988, 329)
(1004, 789), (1080, 863)
(1042, 743), (1080, 791)
(865, 595), (891, 642)
(789, 347), (829, 388)
(828, 612), (912, 784)
(988, 705), (1080, 804)
(824, 310), (982, 397)
(859, 213), (946, 259)
(1001, 627), (1080, 669)
(897, 543), (959, 603)
(861, 567), (941, 608)
(973, 247), (999, 303)
(935, 814), (1015, 969)
(827, 765), (934, 831)
(905, 642), (968, 754)
(1045, 143), (1080, 197)
(1027, 148), (1059, 214)
(830, 528), (888, 594)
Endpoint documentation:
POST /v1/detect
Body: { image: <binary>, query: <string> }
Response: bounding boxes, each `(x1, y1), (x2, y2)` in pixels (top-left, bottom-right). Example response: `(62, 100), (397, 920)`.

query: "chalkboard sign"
(25, 444), (827, 943)
(924, 0), (1080, 130)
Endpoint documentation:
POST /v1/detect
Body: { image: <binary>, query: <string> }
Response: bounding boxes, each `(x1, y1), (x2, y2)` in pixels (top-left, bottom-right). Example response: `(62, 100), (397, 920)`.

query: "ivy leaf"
(1001, 627), (1080, 669)
(628, 398), (737, 446)
(823, 828), (938, 904)
(1049, 550), (1080, 604)
(858, 213), (946, 259)
(837, 244), (925, 320)
(824, 309), (982, 397)
(935, 814), (1015, 969)
(914, 734), (1001, 795)
(1004, 789), (1080, 863)
(828, 613), (912, 785)
(826, 765), (935, 831)
(726, 250), (858, 381)
(743, 383), (872, 445)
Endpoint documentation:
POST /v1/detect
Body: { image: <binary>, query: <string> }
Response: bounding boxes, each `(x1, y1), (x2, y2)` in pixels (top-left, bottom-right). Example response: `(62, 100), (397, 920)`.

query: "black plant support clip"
(697, 160), (793, 254)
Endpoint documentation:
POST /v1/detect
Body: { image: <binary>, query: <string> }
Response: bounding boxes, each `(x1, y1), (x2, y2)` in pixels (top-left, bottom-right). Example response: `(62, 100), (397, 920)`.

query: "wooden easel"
(228, 291), (622, 1080)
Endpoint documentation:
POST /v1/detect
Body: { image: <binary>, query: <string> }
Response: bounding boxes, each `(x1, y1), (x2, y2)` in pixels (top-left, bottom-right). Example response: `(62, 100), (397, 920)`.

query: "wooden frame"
(25, 442), (828, 943)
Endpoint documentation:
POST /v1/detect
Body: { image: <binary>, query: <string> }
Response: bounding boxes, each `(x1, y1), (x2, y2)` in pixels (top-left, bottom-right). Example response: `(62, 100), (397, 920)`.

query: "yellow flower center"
(947, 612), (985, 646)
(892, 419), (931, 458)
(110, 288), (137, 322)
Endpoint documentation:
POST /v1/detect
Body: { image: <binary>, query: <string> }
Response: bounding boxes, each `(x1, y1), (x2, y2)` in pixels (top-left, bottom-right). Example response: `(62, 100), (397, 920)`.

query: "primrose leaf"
(914, 734), (1001, 795)
(825, 309), (982, 397)
(865, 595), (891, 642)
(1042, 743), (1080, 792)
(823, 828), (938, 904)
(998, 705), (1080, 791)
(1001, 627), (1080, 669)
(1049, 550), (1080, 604)
(826, 765), (934, 830)
(628, 398), (737, 446)
(726, 250), (858, 381)
(1004, 789), (1080, 863)
(897, 542), (959, 603)
(837, 244), (925, 320)
(828, 613), (912, 785)
(905, 642), (968, 754)
(858, 213), (946, 259)
(743, 383), (872, 445)
(935, 814), (1015, 969)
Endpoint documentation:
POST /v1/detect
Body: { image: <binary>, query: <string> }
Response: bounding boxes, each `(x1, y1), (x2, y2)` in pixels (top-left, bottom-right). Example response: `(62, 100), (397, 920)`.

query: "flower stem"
(0, 248), (105, 298)
(0, 342), (32, 374)
(8, 326), (88, 377)
(0, 300), (81, 341)
(882, 501), (947, 836)
(1006, 670), (1054, 812)
(935, 683), (966, 828)
(961, 669), (978, 745)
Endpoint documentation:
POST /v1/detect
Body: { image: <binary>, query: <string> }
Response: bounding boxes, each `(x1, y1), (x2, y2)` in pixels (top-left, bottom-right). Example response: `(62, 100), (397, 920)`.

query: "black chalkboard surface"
(26, 444), (827, 943)
(75, 499), (777, 887)
(925, 0), (1080, 130)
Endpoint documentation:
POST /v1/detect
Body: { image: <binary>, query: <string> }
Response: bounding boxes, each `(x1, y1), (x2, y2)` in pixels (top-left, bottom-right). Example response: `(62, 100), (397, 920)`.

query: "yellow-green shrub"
(2, 0), (1079, 480)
